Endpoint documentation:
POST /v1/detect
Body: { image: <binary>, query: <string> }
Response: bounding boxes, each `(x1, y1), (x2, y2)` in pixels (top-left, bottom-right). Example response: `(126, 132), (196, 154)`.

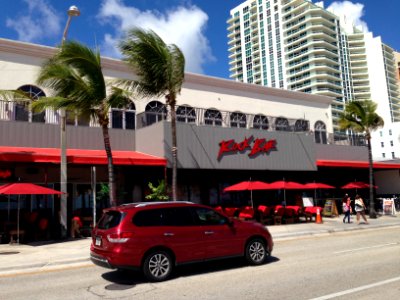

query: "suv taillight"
(107, 232), (133, 243)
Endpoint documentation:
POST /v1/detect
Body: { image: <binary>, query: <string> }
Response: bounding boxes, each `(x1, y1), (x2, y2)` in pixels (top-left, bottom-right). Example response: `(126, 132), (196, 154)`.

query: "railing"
(0, 100), (366, 146)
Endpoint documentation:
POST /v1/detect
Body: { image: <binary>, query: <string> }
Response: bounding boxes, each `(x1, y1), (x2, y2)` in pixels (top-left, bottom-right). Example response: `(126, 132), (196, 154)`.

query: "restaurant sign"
(218, 135), (277, 160)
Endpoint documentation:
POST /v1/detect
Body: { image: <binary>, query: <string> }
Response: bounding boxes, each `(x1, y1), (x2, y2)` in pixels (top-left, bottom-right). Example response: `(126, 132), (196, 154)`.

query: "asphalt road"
(1, 227), (399, 300)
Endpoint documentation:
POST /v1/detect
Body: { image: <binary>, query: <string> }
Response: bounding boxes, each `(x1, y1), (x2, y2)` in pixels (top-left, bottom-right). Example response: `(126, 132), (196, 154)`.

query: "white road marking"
(334, 242), (398, 254)
(309, 276), (400, 300)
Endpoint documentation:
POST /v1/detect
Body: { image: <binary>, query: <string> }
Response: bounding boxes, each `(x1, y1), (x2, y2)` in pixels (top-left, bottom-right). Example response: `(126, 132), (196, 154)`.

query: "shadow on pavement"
(26, 237), (89, 247)
(100, 256), (280, 286)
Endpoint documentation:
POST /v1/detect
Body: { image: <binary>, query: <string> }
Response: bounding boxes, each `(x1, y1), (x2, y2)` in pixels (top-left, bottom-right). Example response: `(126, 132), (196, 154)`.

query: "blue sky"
(0, 0), (399, 79)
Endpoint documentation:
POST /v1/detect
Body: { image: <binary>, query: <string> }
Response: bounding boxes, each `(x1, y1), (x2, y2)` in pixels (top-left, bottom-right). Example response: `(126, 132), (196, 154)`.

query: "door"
(191, 207), (243, 259)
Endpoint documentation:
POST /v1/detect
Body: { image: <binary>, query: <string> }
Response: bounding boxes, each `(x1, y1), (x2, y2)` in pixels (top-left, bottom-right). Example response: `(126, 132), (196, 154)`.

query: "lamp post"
(60, 5), (80, 238)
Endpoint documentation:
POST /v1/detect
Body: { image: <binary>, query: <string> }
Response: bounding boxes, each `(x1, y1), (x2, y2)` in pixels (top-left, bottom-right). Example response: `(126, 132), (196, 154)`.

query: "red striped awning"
(0, 146), (166, 166)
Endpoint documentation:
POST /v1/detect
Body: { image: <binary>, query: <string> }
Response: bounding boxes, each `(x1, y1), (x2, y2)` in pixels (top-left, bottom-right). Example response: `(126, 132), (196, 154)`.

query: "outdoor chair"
(257, 205), (273, 225)
(214, 206), (224, 214)
(273, 206), (285, 225)
(224, 207), (240, 218)
(238, 206), (255, 220)
(283, 208), (295, 224)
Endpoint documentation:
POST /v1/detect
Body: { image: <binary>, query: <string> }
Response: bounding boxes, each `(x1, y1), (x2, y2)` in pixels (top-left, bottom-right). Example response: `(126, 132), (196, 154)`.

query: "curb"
(272, 223), (400, 241)
(0, 257), (91, 273)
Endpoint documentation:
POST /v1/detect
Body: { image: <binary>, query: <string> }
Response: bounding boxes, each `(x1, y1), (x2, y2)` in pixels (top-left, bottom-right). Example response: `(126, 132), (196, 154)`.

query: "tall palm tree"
(32, 40), (131, 207)
(339, 100), (384, 218)
(119, 28), (185, 201)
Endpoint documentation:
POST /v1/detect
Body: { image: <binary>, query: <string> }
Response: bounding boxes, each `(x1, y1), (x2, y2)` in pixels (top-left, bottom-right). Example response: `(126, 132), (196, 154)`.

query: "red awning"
(317, 159), (400, 169)
(0, 146), (166, 166)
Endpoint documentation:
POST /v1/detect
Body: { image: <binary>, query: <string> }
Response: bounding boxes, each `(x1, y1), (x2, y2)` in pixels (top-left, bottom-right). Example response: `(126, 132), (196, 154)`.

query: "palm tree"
(339, 100), (384, 218)
(119, 28), (185, 201)
(32, 40), (131, 207)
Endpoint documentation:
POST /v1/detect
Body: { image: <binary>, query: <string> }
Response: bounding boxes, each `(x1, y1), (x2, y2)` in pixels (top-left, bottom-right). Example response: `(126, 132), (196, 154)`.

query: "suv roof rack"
(120, 201), (194, 208)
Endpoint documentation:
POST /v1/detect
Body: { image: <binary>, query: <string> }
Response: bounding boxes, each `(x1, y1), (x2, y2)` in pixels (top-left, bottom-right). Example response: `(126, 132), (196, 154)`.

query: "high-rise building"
(227, 0), (400, 132)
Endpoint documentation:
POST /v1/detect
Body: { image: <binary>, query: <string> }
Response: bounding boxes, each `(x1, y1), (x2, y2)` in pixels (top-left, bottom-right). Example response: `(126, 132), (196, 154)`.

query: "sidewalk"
(0, 214), (399, 276)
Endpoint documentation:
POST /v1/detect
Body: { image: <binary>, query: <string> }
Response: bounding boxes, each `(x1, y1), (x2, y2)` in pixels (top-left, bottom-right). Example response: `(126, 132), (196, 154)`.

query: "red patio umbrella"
(263, 180), (305, 204)
(303, 182), (335, 202)
(223, 180), (271, 208)
(303, 182), (335, 189)
(341, 181), (377, 189)
(0, 183), (63, 243)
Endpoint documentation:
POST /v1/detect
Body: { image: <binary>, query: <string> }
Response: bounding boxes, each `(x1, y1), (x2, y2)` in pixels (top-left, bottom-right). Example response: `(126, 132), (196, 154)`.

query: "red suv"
(90, 202), (273, 281)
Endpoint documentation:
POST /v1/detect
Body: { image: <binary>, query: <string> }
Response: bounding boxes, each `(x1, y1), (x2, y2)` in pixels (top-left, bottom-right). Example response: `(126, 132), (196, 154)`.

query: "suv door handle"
(164, 232), (175, 236)
(204, 231), (214, 235)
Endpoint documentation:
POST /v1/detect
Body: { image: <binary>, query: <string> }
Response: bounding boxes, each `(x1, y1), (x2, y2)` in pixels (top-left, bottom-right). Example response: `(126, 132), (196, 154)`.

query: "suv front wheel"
(245, 238), (269, 265)
(143, 250), (173, 282)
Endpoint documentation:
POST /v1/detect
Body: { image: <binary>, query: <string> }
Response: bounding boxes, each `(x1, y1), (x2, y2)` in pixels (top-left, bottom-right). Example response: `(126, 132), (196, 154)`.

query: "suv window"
(97, 211), (125, 229)
(192, 207), (228, 226)
(133, 207), (195, 226)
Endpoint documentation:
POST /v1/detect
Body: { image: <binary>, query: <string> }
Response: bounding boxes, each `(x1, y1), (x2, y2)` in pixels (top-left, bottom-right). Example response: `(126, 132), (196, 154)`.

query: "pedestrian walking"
(342, 194), (352, 223)
(354, 194), (369, 225)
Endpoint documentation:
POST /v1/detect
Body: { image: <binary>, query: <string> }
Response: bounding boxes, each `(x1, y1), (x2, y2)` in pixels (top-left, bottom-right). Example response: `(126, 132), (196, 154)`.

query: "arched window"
(176, 105), (196, 123)
(204, 109), (222, 126)
(145, 101), (167, 126)
(230, 112), (247, 128)
(112, 102), (136, 130)
(253, 114), (269, 130)
(294, 119), (309, 132)
(16, 85), (46, 122)
(314, 121), (327, 144)
(275, 117), (289, 131)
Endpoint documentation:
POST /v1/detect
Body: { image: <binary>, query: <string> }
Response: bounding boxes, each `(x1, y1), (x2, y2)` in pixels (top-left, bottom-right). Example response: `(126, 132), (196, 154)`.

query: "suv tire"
(245, 238), (268, 265)
(143, 250), (173, 282)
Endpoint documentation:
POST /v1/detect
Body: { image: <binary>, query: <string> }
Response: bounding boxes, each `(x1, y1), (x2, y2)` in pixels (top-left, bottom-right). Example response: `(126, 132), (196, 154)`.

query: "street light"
(60, 5), (80, 238)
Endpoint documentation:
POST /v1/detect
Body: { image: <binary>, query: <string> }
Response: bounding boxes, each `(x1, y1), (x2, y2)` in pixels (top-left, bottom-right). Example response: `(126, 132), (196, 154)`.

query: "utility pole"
(59, 5), (80, 238)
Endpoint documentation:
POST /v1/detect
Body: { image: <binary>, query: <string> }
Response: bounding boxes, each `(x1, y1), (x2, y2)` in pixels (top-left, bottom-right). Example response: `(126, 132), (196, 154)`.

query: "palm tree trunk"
(102, 124), (117, 207)
(170, 102), (178, 201)
(367, 136), (376, 218)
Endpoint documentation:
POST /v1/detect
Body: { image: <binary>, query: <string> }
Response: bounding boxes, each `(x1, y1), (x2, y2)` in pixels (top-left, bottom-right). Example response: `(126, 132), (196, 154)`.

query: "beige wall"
(0, 38), (333, 134)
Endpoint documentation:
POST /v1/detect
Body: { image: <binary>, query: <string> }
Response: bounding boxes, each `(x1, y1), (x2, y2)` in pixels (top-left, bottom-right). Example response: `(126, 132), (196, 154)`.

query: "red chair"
(257, 205), (273, 225)
(238, 206), (255, 220)
(224, 207), (239, 218)
(214, 206), (224, 214)
(274, 207), (285, 225)
(283, 208), (295, 224)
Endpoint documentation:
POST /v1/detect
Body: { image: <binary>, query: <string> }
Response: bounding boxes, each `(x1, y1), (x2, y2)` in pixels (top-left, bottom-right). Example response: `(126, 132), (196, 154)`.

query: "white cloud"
(327, 1), (369, 33)
(6, 0), (61, 42)
(97, 0), (214, 74)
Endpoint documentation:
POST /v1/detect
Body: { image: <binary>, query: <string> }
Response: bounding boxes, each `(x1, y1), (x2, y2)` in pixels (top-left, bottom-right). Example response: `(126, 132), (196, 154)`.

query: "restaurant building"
(1, 38), (399, 241)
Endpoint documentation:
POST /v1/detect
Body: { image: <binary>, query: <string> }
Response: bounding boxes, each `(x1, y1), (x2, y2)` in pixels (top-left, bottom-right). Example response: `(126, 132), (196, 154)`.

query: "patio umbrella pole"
(7, 195), (10, 221)
(17, 195), (20, 244)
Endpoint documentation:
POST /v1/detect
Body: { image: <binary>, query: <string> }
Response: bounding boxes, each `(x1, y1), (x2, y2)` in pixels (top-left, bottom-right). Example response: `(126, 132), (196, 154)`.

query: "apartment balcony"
(314, 87), (343, 98)
(228, 43), (241, 53)
(229, 63), (242, 73)
(229, 50), (241, 60)
(353, 90), (372, 99)
(227, 14), (240, 25)
(351, 65), (368, 73)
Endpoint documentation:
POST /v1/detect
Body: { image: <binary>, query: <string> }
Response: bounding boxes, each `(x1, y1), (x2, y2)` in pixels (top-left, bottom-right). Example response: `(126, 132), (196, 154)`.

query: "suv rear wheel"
(245, 238), (268, 265)
(143, 250), (173, 282)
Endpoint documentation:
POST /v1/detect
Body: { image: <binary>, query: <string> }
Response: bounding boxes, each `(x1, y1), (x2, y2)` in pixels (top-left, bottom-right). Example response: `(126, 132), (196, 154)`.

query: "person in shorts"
(354, 194), (369, 225)
(342, 194), (352, 223)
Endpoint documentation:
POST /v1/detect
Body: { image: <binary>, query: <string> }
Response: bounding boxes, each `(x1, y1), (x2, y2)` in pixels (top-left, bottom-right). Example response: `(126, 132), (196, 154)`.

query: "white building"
(227, 0), (400, 137)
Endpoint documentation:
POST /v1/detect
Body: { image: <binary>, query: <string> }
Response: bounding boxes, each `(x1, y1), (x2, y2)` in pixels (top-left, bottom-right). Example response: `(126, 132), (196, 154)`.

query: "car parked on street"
(90, 201), (273, 281)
